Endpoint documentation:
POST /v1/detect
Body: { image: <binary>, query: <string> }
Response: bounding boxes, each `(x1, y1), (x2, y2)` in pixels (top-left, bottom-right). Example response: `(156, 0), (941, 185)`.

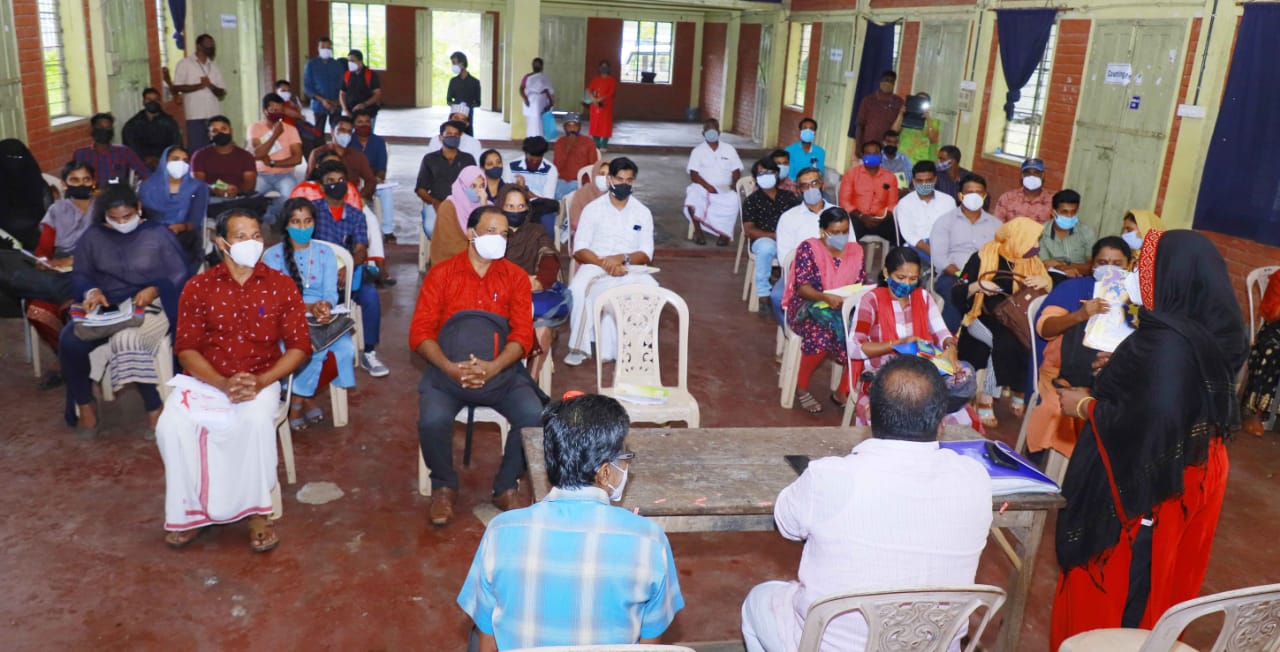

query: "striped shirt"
(457, 486), (684, 649)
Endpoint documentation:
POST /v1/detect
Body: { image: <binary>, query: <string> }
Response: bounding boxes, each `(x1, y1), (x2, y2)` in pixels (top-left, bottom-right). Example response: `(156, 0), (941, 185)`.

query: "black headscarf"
(1056, 230), (1247, 570)
(0, 139), (54, 249)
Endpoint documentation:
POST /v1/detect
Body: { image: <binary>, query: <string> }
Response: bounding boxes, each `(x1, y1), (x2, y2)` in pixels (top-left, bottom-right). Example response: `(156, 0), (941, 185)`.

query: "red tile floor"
(1, 246), (1277, 650)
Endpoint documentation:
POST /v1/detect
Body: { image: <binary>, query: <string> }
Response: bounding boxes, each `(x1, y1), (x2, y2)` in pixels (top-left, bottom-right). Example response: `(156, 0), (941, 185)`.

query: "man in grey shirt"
(929, 173), (1000, 332)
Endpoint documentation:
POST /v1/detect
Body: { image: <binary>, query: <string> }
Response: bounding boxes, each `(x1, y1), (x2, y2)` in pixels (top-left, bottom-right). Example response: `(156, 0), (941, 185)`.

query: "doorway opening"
(431, 11), (482, 108)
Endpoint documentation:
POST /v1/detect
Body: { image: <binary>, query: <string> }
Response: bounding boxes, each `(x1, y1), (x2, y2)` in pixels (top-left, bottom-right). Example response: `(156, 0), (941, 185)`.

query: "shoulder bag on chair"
(980, 270), (1047, 351)
(308, 314), (356, 351)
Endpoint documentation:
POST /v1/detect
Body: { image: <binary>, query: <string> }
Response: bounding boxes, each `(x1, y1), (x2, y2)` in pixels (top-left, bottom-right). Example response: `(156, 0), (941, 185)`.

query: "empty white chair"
(1058, 582), (1280, 652)
(798, 585), (1007, 652)
(734, 175), (757, 275)
(312, 240), (358, 428)
(591, 285), (699, 427)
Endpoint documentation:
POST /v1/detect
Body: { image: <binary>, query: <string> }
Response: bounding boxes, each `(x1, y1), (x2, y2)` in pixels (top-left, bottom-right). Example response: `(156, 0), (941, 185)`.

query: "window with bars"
(620, 20), (674, 84)
(156, 0), (169, 71)
(999, 25), (1058, 160)
(330, 2), (387, 69)
(788, 23), (813, 108)
(38, 0), (70, 118)
(891, 23), (904, 76)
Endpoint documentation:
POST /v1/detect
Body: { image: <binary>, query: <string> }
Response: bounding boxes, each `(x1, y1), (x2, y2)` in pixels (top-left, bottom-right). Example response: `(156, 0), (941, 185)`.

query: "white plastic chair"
(43, 172), (65, 199)
(506, 646), (695, 652)
(734, 176), (757, 275)
(275, 378), (297, 485)
(839, 286), (877, 427)
(20, 299), (42, 377)
(798, 585), (1007, 652)
(1015, 294), (1048, 454)
(1247, 265), (1280, 341)
(591, 285), (700, 427)
(1058, 582), (1280, 652)
(555, 191), (573, 254)
(777, 251), (844, 408)
(313, 240), (358, 428)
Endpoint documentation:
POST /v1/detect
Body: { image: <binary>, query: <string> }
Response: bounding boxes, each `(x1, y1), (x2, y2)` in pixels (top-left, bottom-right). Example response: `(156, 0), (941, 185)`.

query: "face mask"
(319, 48), (333, 60)
(704, 129), (720, 143)
(756, 173), (777, 190)
(610, 183), (634, 200)
(504, 209), (529, 227)
(441, 135), (462, 150)
(109, 214), (141, 234)
(1054, 213), (1078, 230)
(1023, 175), (1044, 191)
(323, 181), (346, 200)
(778, 163), (790, 178)
(266, 111), (284, 123)
(937, 159), (952, 171)
(606, 463), (629, 502)
(1122, 231), (1144, 250)
(961, 192), (984, 212)
(92, 128), (113, 144)
(1123, 270), (1144, 307)
(355, 125), (372, 138)
(144, 101), (162, 114)
(277, 90), (292, 102)
(1093, 264), (1124, 281)
(452, 64), (464, 75)
(599, 66), (610, 75)
(226, 239), (264, 267)
(334, 132), (352, 148)
(915, 182), (935, 197)
(166, 160), (189, 179)
(484, 167), (503, 180)
(205, 46), (217, 59)
(463, 187), (481, 203)
(348, 61), (360, 73)
(887, 276), (917, 298)
(473, 233), (507, 260)
(803, 187), (823, 206)
(883, 145), (898, 157)
(825, 231), (849, 250)
(211, 132), (232, 147)
(287, 225), (314, 245)
(862, 153), (882, 168)
(65, 185), (93, 200)
(594, 175), (609, 192)
(799, 128), (816, 143)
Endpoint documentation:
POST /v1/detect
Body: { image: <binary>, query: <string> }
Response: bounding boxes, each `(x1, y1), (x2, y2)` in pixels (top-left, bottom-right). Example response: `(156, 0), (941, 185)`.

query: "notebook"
(939, 439), (1060, 496)
(893, 340), (958, 376)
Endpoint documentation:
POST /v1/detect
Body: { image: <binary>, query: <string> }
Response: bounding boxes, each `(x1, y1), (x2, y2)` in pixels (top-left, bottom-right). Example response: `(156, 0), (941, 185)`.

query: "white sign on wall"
(829, 48), (843, 62)
(1105, 63), (1132, 86)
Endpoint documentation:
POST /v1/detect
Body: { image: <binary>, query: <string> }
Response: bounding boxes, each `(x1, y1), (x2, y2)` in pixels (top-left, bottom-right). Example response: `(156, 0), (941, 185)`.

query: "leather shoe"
(429, 487), (457, 526)
(492, 488), (523, 512)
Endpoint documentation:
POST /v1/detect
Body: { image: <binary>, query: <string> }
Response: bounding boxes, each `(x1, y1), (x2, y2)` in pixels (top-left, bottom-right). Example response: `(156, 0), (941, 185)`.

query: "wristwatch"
(624, 254), (632, 266)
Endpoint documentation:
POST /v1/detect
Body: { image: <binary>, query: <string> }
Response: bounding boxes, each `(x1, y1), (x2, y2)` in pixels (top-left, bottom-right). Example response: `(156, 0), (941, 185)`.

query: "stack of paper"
(625, 265), (661, 274)
(614, 383), (669, 405)
(1083, 266), (1135, 352)
(940, 440), (1060, 495)
(814, 283), (864, 308)
(76, 300), (138, 327)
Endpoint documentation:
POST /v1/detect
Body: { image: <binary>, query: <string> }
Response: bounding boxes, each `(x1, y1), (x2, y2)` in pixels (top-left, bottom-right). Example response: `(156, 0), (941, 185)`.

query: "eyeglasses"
(612, 449), (637, 465)
(797, 180), (823, 190)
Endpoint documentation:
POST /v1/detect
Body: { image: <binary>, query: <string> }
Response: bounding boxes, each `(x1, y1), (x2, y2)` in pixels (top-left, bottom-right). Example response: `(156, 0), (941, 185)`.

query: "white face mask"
(334, 131), (352, 148)
(1123, 270), (1144, 307)
(756, 173), (777, 190)
(961, 192), (985, 212)
(347, 61), (360, 73)
(277, 90), (292, 102)
(594, 175), (609, 192)
(319, 48), (333, 60)
(1122, 230), (1144, 250)
(109, 214), (141, 234)
(1022, 175), (1043, 191)
(451, 64), (463, 75)
(473, 233), (507, 260)
(606, 463), (629, 502)
(166, 160), (190, 179)
(778, 163), (790, 178)
(226, 239), (264, 267)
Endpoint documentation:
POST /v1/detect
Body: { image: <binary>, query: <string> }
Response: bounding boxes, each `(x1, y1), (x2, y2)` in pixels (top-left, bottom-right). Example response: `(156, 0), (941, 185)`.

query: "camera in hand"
(903, 95), (930, 131)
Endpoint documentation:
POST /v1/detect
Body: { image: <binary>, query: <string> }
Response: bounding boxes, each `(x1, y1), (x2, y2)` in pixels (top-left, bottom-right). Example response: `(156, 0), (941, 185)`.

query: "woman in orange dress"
(587, 60), (618, 151)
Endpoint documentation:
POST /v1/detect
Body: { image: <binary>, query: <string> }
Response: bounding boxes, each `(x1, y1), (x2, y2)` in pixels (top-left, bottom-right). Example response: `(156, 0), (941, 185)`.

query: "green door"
(813, 21), (853, 168)
(1067, 20), (1186, 236)
(0, 0), (24, 140)
(104, 0), (150, 121)
(912, 21), (969, 146)
(188, 1), (262, 137)
(753, 23), (774, 142)
(539, 16), (587, 115)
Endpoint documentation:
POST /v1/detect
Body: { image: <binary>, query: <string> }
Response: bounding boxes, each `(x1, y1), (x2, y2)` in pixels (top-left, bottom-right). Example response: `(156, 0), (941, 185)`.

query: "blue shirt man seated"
(457, 393), (685, 651)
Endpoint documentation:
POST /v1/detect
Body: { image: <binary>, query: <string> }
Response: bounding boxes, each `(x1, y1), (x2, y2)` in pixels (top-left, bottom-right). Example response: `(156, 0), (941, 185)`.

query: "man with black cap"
(552, 112), (599, 199)
(993, 157), (1053, 224)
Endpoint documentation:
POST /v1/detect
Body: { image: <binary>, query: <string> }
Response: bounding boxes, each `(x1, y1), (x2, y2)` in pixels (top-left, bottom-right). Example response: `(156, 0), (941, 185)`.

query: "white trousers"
(684, 184), (740, 238)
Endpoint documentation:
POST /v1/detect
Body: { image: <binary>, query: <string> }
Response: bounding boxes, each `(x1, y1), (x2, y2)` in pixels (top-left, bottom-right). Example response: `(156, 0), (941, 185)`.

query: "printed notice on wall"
(829, 48), (843, 62)
(221, 14), (237, 29)
(1105, 63), (1132, 85)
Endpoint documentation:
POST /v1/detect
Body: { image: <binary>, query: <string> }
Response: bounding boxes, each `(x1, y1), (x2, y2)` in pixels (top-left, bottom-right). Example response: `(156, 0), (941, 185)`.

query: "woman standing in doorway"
(586, 60), (617, 152)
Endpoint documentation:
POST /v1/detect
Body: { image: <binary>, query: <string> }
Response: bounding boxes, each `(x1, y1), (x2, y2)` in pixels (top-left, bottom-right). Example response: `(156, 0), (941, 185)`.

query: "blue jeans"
(256, 171), (297, 225)
(555, 179), (579, 200)
(770, 277), (786, 324)
(934, 273), (964, 334)
(537, 211), (556, 236)
(374, 185), (396, 235)
(353, 280), (381, 351)
(751, 238), (777, 298)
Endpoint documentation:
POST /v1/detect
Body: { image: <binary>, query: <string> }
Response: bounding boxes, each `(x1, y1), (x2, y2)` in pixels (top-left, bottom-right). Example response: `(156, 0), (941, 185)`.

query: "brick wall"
(733, 23), (762, 137)
(1201, 230), (1280, 316)
(776, 22), (822, 148)
(584, 19), (698, 121)
(16, 0), (101, 173)
(895, 21), (920, 96)
(1155, 17), (1201, 215)
(700, 23), (727, 121)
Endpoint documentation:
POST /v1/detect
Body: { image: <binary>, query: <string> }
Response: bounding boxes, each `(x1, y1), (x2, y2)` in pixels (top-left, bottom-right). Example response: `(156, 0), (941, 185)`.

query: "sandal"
(164, 527), (206, 549)
(977, 406), (999, 429)
(797, 391), (824, 415)
(247, 515), (279, 553)
(1009, 396), (1026, 419)
(288, 404), (308, 431)
(716, 236), (730, 247)
(831, 393), (848, 409)
(304, 407), (325, 425)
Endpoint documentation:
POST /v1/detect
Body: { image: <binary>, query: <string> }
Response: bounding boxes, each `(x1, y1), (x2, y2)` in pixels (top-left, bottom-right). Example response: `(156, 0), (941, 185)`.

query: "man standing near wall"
(854, 70), (904, 148)
(122, 87), (183, 171)
(340, 50), (383, 126)
(170, 34), (227, 151)
(447, 52), (482, 136)
(304, 36), (346, 132)
(520, 58), (555, 139)
(783, 117), (825, 181)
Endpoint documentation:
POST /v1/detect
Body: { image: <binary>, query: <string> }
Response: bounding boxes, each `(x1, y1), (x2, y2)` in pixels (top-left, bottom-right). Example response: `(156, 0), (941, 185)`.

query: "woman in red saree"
(1051, 230), (1248, 648)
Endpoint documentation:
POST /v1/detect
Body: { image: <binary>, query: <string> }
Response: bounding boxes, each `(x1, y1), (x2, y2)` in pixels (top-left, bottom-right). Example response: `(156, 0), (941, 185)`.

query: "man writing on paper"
(156, 208), (310, 553)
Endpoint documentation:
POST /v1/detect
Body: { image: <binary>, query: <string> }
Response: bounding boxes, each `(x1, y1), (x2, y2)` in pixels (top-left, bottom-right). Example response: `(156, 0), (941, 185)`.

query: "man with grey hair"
(741, 355), (993, 652)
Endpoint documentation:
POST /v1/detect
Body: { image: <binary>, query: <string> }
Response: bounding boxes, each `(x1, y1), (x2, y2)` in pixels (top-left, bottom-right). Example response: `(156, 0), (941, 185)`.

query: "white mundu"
(684, 141), (744, 238)
(569, 193), (657, 360)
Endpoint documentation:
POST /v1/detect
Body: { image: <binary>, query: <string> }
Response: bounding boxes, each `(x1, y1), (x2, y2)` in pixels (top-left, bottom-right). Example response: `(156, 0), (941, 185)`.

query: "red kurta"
(587, 75), (618, 139)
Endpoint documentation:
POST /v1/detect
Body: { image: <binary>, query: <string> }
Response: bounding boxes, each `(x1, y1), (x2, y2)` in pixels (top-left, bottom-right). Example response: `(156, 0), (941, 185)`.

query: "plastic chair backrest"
(797, 585), (1007, 652)
(780, 249), (797, 335)
(840, 285), (876, 396)
(592, 285), (689, 392)
(1139, 583), (1280, 652)
(505, 646), (696, 652)
(1027, 294), (1047, 387)
(823, 166), (842, 194)
(737, 175), (756, 201)
(1247, 266), (1280, 341)
(577, 164), (596, 186)
(313, 239), (355, 309)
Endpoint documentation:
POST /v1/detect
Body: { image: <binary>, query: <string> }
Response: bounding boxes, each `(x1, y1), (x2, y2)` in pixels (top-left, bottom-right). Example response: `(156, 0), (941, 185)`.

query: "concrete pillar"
(719, 15), (741, 133)
(505, 0), (540, 138)
(689, 18), (704, 117)
(762, 15), (788, 147)
(273, 0), (289, 86)
(295, 0), (309, 83)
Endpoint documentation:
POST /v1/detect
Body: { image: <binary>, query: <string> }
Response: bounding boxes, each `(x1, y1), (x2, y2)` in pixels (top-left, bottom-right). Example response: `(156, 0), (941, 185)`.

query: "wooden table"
(523, 425), (1065, 652)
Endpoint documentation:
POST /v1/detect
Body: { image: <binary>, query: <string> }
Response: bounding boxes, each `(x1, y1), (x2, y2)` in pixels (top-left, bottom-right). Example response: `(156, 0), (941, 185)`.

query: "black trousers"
(0, 250), (74, 306)
(417, 380), (542, 493)
(852, 213), (899, 243)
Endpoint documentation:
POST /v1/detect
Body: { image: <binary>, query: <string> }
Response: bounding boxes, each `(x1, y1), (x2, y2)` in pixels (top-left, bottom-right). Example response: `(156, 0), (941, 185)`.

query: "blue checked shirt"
(458, 486), (685, 649)
(310, 199), (368, 252)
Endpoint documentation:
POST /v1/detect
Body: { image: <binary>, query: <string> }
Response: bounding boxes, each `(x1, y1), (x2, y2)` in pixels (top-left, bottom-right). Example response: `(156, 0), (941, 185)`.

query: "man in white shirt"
(503, 136), (559, 234)
(769, 167), (835, 324)
(519, 57), (555, 138)
(565, 158), (656, 367)
(895, 160), (956, 272)
(741, 355), (992, 652)
(684, 118), (744, 246)
(170, 34), (226, 150)
(425, 105), (485, 162)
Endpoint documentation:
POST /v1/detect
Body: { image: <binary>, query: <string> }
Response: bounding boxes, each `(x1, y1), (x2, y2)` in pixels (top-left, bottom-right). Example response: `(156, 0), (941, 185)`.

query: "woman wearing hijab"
(0, 139), (54, 250)
(785, 207), (865, 415)
(953, 216), (1052, 427)
(1120, 210), (1164, 256)
(139, 145), (210, 273)
(568, 159), (610, 233)
(1051, 230), (1247, 648)
(429, 165), (487, 264)
(497, 185), (566, 382)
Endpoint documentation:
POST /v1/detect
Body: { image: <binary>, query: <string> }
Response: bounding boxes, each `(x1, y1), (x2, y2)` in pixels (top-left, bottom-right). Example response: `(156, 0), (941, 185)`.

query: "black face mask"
(610, 183), (633, 200)
(92, 128), (113, 144)
(503, 209), (528, 227)
(205, 46), (217, 59)
(883, 145), (898, 157)
(211, 132), (233, 147)
(323, 181), (346, 200)
(144, 101), (162, 114)
(65, 185), (93, 200)
(484, 167), (504, 180)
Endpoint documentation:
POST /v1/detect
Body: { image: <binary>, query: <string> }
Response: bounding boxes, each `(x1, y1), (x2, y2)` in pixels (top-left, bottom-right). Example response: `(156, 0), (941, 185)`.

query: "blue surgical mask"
(287, 225), (314, 245)
(1054, 213), (1079, 230)
(825, 231), (849, 250)
(334, 132), (352, 147)
(1122, 231), (1143, 250)
(862, 154), (882, 167)
(800, 128), (816, 143)
(887, 276), (917, 298)
(704, 129), (720, 143)
(936, 159), (952, 171)
(914, 182), (935, 197)
(802, 187), (823, 206)
(463, 187), (480, 202)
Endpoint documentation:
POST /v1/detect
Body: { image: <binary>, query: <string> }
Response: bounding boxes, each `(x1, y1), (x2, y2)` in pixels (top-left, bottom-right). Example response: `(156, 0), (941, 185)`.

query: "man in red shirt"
(410, 206), (545, 526)
(551, 113), (599, 199)
(838, 140), (901, 242)
(156, 208), (310, 553)
(854, 70), (904, 146)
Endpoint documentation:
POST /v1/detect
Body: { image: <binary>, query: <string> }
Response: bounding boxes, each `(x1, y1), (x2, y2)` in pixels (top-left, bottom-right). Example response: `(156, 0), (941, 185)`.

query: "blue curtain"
(168, 0), (186, 50)
(1194, 4), (1280, 243)
(848, 20), (897, 138)
(995, 9), (1056, 120)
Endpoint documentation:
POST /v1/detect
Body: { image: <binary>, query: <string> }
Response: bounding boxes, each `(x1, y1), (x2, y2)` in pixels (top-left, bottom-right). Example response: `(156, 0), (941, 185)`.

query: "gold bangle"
(1074, 395), (1094, 417)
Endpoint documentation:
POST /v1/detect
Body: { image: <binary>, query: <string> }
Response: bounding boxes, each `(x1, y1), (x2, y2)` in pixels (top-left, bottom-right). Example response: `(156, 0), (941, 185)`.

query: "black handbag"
(308, 315), (356, 351)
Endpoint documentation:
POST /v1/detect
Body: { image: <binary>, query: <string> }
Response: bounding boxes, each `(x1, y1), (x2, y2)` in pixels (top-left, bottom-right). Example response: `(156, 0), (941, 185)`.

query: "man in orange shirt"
(552, 113), (599, 199)
(838, 140), (900, 242)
